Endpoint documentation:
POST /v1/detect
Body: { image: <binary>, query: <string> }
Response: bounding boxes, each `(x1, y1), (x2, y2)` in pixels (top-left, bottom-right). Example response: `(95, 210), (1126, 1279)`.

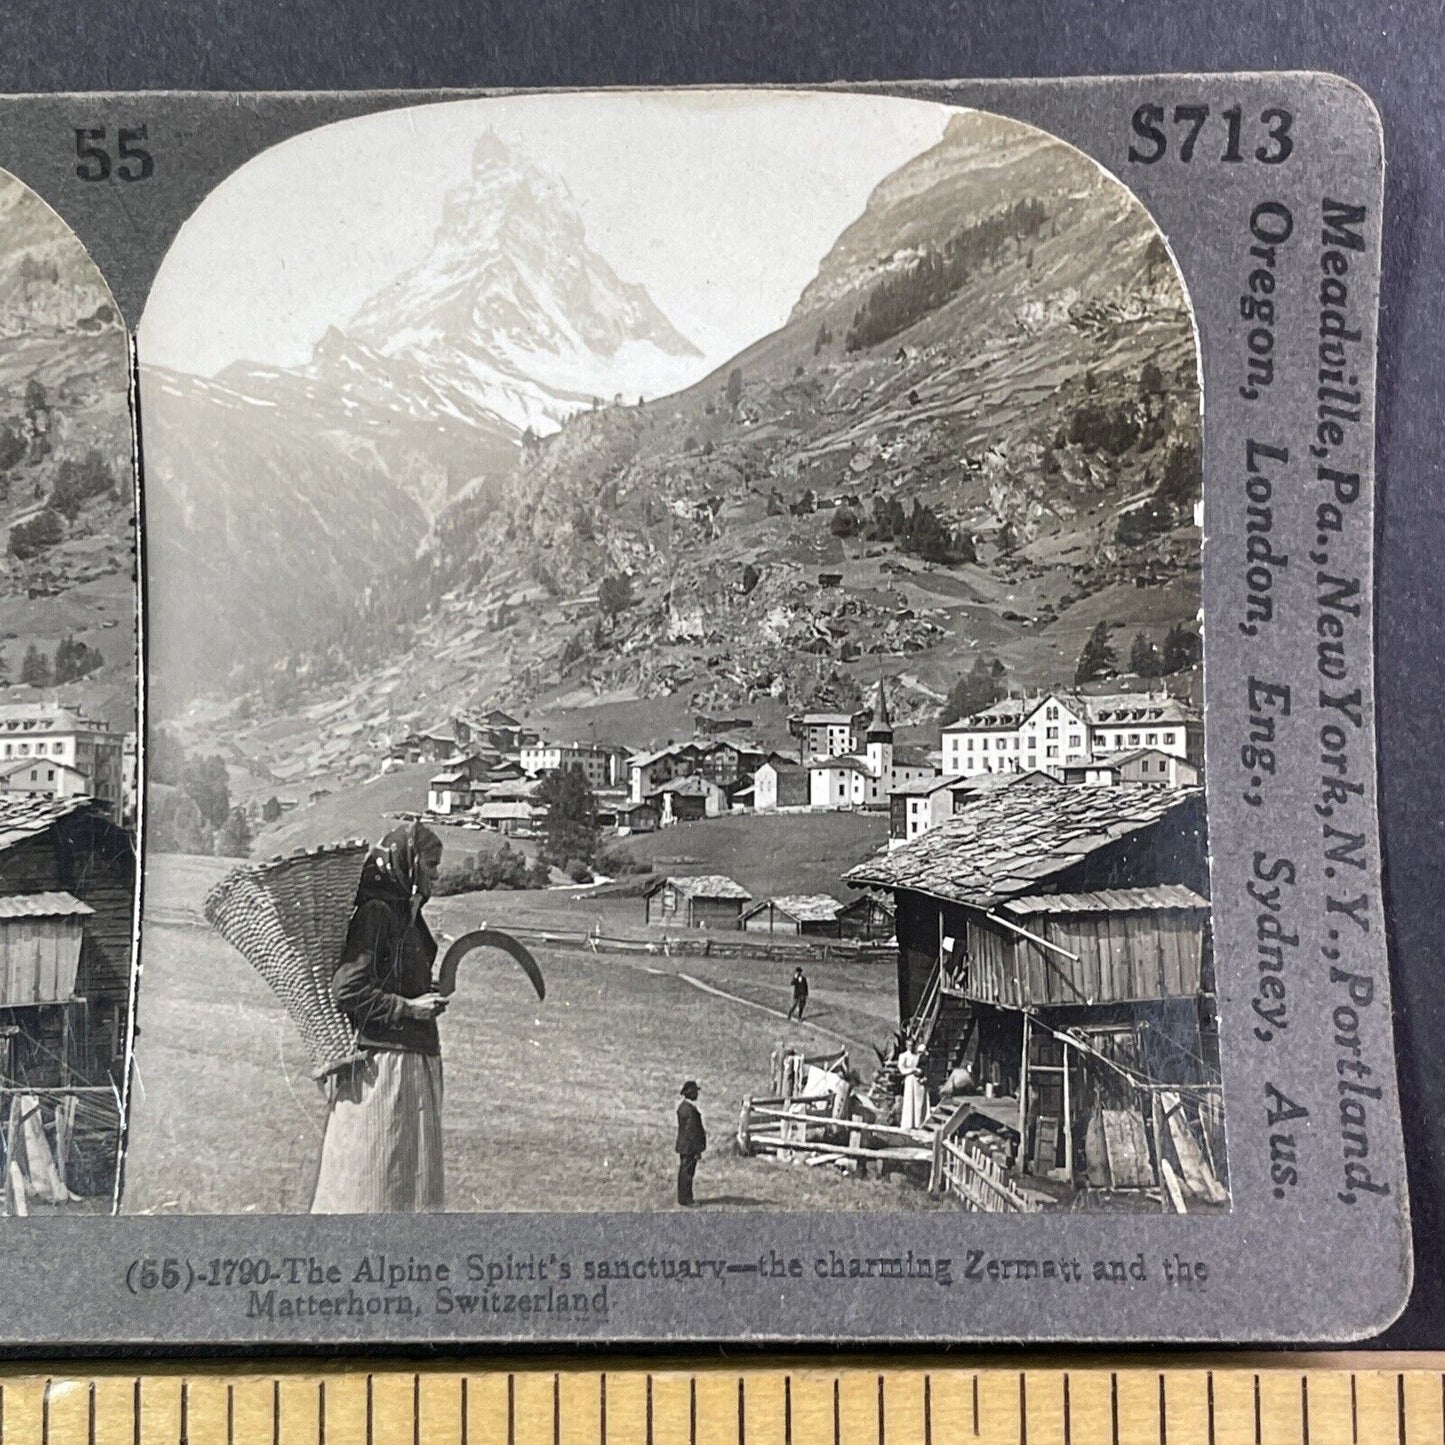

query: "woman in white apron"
(311, 822), (448, 1213)
(897, 1038), (929, 1131)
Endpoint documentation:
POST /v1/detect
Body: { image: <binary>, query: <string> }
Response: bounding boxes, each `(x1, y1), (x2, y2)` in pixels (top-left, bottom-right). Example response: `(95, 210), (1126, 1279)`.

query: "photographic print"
(0, 168), (138, 1217)
(123, 91), (1216, 1219)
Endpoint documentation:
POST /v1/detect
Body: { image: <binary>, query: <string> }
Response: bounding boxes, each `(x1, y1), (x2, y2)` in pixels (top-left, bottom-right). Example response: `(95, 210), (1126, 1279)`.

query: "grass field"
(123, 854), (935, 1215)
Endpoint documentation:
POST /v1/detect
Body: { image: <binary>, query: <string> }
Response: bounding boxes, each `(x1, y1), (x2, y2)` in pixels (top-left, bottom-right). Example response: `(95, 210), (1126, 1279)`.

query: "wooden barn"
(475, 801), (544, 837)
(615, 799), (661, 834)
(643, 875), (751, 929)
(740, 895), (843, 937)
(752, 759), (810, 812)
(837, 891), (895, 942)
(845, 784), (1224, 1208)
(0, 796), (136, 1205)
(652, 774), (727, 825)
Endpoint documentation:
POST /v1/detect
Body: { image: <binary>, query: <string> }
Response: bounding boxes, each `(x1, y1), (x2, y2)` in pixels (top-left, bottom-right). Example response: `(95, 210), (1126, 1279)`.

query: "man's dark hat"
(681, 1080), (700, 1095)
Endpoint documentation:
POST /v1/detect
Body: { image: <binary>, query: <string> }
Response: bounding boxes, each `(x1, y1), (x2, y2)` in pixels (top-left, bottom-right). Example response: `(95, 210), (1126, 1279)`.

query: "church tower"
(865, 674), (894, 794)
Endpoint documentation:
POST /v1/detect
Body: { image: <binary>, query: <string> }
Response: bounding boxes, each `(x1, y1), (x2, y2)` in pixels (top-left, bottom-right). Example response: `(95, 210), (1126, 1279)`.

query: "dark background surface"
(0, 0), (1439, 1350)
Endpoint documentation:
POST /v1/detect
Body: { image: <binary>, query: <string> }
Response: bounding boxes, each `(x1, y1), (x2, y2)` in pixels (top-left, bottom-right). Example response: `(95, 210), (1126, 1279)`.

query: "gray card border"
(0, 73), (1405, 1344)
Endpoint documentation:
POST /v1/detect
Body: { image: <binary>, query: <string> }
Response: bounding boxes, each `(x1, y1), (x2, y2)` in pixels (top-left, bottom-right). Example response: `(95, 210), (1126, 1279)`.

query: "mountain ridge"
(158, 109), (1203, 791)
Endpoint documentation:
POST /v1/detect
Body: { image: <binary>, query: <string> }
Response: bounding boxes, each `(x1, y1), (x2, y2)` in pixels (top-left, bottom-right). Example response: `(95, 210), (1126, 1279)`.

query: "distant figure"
(787, 966), (809, 1021)
(675, 1080), (707, 1206)
(897, 1038), (929, 1131)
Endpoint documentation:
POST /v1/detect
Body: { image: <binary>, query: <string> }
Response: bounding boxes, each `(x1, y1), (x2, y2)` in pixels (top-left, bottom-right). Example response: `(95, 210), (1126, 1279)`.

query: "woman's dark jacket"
(331, 896), (440, 1056)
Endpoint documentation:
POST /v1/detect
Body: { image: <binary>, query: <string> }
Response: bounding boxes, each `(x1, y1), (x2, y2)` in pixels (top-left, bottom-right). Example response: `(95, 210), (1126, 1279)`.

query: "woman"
(897, 1037), (929, 1131)
(311, 821), (449, 1213)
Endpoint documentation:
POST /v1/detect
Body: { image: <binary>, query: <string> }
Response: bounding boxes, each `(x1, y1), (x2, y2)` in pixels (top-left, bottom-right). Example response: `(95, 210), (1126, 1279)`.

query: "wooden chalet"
(844, 784), (1224, 1207)
(426, 771), (470, 816)
(752, 759), (810, 812)
(615, 799), (661, 834)
(643, 875), (751, 929)
(836, 891), (895, 942)
(475, 801), (544, 837)
(1061, 748), (1200, 790)
(652, 774), (727, 825)
(455, 708), (525, 753)
(741, 895), (843, 937)
(0, 796), (135, 1203)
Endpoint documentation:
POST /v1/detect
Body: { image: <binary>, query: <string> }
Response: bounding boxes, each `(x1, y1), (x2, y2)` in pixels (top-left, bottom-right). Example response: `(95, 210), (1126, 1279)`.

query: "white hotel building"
(941, 692), (1202, 780)
(0, 702), (128, 813)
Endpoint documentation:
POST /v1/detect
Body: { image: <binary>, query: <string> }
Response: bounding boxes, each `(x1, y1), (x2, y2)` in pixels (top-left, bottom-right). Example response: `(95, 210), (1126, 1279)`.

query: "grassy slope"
(245, 777), (887, 906)
(248, 763), (531, 864)
(123, 855), (929, 1215)
(608, 809), (888, 902)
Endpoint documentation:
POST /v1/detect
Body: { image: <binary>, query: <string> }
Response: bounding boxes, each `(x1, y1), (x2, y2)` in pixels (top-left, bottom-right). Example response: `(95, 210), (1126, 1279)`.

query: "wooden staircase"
(870, 961), (975, 1104)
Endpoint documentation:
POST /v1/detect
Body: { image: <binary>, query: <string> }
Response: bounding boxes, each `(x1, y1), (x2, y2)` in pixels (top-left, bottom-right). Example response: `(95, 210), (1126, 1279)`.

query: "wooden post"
(737, 1097), (753, 1155)
(1017, 1013), (1031, 1173)
(60, 1002), (73, 1088)
(1151, 1090), (1169, 1211)
(1061, 1039), (1074, 1184)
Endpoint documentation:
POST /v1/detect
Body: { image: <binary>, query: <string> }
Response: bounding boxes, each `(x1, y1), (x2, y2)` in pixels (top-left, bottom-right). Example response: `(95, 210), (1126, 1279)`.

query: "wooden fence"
(148, 905), (896, 966)
(927, 1101), (1038, 1213)
(589, 930), (896, 965)
(736, 1094), (932, 1168)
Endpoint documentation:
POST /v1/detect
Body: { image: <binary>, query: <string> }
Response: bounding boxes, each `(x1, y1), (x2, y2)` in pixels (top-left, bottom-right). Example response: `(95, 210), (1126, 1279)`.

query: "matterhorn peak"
(470, 130), (513, 177)
(338, 131), (704, 438)
(432, 132), (574, 253)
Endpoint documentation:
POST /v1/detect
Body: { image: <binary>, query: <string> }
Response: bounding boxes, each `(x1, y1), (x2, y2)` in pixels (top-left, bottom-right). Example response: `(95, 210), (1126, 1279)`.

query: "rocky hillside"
(403, 113), (1200, 720)
(0, 176), (135, 728)
(161, 110), (1202, 787)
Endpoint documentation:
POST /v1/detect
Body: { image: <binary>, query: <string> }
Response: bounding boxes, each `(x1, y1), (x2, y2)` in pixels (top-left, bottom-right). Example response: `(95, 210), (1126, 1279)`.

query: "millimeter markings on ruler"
(0, 1357), (1441, 1444)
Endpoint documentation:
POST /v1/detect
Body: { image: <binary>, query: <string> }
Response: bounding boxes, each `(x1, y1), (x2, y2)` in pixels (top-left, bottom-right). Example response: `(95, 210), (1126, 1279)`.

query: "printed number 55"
(74, 125), (154, 182)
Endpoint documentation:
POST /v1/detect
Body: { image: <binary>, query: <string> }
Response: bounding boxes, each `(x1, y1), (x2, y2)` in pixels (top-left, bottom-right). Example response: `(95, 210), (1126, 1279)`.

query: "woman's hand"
(402, 992), (448, 1020)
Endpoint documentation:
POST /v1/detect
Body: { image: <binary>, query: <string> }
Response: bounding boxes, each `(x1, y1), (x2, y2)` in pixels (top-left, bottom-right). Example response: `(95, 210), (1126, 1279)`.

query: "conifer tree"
(1075, 622), (1117, 685)
(1161, 623), (1202, 674)
(1129, 631), (1162, 678)
(20, 643), (49, 688)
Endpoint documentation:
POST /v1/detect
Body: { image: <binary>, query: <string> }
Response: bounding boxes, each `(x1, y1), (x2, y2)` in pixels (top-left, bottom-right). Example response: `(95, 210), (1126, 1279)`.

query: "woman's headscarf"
(356, 821), (443, 910)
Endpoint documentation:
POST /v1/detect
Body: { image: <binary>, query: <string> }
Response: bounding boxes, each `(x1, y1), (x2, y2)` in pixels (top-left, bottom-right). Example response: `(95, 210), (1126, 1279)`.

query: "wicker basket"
(203, 840), (371, 1080)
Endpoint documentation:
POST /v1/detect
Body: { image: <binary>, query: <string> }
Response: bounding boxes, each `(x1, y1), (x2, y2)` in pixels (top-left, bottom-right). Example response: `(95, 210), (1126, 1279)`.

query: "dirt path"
(653, 967), (859, 1050)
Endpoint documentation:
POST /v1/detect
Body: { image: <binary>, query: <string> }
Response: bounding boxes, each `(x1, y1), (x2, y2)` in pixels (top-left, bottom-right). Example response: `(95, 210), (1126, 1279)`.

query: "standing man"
(675, 1080), (706, 1206)
(787, 966), (810, 1021)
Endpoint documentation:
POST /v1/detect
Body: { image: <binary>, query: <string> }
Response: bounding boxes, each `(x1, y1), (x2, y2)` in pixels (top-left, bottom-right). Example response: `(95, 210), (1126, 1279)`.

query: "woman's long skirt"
(901, 1074), (928, 1131)
(311, 1050), (444, 1213)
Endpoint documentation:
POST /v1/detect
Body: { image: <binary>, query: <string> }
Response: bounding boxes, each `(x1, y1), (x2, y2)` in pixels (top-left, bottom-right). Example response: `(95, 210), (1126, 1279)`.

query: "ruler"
(0, 1358), (1440, 1444)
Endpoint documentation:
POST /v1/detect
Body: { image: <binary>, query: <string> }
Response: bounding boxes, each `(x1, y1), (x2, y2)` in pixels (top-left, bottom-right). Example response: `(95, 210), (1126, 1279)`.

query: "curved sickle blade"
(437, 929), (545, 1002)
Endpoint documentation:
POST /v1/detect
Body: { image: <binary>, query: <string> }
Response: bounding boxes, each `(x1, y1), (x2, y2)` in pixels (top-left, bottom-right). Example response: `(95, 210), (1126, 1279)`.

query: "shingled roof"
(645, 874), (751, 901)
(0, 795), (102, 850)
(655, 775), (723, 796)
(843, 784), (1202, 909)
(0, 891), (94, 919)
(743, 894), (843, 924)
(891, 774), (965, 798)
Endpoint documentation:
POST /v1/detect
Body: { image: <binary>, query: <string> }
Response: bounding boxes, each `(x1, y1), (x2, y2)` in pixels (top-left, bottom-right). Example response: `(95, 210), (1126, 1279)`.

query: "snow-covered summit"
(344, 133), (703, 432)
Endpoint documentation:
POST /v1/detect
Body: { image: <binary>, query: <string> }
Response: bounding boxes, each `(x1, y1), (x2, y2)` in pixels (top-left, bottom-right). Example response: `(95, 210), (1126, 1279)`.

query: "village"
(363, 675), (1221, 1216)
(411, 680), (1201, 854)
